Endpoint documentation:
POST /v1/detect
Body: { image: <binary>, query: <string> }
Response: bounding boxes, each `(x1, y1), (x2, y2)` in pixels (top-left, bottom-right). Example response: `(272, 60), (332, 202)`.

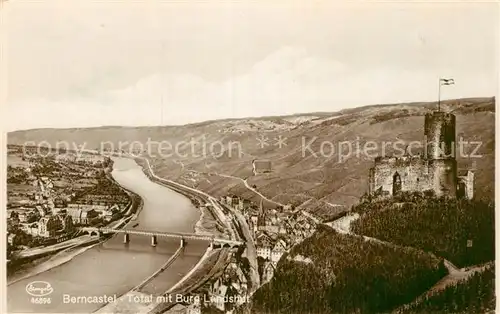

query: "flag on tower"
(440, 78), (455, 85)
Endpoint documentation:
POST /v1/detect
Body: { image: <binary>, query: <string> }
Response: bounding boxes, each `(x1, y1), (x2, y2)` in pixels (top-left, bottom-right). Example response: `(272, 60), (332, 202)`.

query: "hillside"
(241, 225), (447, 314)
(403, 265), (495, 314)
(8, 97), (495, 219)
(239, 196), (495, 314)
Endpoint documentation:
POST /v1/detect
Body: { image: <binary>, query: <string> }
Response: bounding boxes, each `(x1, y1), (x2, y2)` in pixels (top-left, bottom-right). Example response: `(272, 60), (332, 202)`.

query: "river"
(7, 157), (208, 313)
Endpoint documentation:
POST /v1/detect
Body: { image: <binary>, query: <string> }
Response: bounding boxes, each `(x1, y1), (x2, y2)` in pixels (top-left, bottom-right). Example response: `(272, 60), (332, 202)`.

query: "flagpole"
(438, 78), (441, 112)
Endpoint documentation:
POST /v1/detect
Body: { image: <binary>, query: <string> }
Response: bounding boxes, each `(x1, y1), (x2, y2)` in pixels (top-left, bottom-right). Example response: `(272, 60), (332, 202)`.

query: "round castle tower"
(424, 111), (457, 198)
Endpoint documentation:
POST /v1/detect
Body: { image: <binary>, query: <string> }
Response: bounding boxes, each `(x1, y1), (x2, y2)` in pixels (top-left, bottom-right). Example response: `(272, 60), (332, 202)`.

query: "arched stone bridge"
(80, 227), (243, 248)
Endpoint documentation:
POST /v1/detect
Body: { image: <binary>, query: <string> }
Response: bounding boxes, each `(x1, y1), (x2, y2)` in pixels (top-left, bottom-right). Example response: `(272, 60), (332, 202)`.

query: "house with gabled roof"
(225, 254), (239, 271)
(256, 233), (273, 260)
(233, 267), (248, 293)
(261, 260), (276, 284)
(185, 297), (201, 314)
(278, 224), (287, 235)
(271, 239), (288, 263)
(294, 234), (305, 245)
(7, 233), (18, 246)
(211, 283), (238, 312)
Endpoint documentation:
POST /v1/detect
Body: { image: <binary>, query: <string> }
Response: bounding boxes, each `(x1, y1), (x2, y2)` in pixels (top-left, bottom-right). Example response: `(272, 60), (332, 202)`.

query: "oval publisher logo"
(25, 281), (54, 297)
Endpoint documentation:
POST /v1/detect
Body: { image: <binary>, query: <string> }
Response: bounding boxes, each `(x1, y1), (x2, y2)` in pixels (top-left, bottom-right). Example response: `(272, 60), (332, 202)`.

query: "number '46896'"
(31, 297), (51, 304)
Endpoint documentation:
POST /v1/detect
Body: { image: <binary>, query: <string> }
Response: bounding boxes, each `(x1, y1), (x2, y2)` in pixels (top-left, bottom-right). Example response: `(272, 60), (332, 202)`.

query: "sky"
(2, 0), (499, 131)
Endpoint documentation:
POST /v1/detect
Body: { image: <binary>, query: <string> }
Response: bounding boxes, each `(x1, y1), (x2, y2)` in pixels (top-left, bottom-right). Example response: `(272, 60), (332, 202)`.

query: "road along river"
(7, 157), (208, 313)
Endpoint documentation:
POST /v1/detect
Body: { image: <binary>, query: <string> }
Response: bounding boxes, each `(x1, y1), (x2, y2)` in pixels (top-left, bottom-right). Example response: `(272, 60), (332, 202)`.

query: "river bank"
(105, 159), (145, 219)
(134, 157), (225, 238)
(7, 237), (102, 285)
(7, 157), (209, 313)
(7, 155), (226, 314)
(92, 158), (226, 314)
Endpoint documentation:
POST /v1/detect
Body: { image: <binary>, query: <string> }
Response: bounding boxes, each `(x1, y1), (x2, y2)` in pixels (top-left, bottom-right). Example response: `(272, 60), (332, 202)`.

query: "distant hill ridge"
(8, 97), (494, 134)
(8, 97), (495, 218)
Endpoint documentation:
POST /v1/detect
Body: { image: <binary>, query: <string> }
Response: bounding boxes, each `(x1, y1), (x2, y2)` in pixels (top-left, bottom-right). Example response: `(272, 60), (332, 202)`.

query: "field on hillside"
(8, 97), (495, 220)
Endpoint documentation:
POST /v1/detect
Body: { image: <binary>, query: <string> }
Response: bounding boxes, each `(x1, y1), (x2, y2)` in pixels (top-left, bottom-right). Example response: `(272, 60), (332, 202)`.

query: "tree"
(27, 213), (40, 223)
(351, 194), (495, 268)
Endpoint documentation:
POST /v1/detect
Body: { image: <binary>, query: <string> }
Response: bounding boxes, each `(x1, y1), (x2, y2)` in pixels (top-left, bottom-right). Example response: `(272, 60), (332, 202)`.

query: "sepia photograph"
(1, 1), (497, 313)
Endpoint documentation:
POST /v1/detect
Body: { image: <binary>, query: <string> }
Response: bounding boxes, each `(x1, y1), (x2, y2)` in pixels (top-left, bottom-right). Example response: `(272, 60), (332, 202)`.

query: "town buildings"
(75, 154), (108, 165)
(18, 213), (75, 238)
(196, 192), (318, 313)
(218, 192), (317, 302)
(7, 149), (127, 250)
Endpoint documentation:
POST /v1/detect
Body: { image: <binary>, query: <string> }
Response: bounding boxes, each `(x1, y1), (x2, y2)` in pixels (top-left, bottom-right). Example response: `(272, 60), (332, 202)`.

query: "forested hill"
(240, 194), (495, 314)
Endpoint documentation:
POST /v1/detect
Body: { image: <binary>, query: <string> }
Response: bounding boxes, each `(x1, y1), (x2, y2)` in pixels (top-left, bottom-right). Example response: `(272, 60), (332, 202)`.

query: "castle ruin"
(368, 111), (474, 199)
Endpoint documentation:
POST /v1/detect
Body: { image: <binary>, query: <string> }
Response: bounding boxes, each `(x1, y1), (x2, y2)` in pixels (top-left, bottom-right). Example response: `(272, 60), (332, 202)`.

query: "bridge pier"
(78, 228), (244, 248)
(88, 230), (101, 237)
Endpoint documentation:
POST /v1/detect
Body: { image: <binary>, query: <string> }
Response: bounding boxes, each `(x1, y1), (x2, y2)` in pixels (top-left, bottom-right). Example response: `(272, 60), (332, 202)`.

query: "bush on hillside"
(404, 265), (495, 314)
(369, 109), (421, 124)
